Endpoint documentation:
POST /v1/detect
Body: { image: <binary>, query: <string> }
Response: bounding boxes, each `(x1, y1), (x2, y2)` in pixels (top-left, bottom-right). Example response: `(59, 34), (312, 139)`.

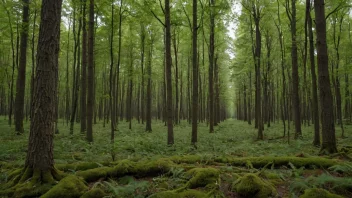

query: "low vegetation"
(1, 117), (351, 197)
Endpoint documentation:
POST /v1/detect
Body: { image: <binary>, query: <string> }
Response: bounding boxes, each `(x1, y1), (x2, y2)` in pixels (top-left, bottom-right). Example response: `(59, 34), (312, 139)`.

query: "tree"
(86, 0), (94, 142)
(191, 0), (198, 144)
(306, 0), (320, 146)
(146, 27), (153, 132)
(14, 0), (30, 134)
(81, 0), (88, 134)
(314, 0), (337, 154)
(286, 0), (302, 139)
(165, 0), (174, 145)
(208, 0), (215, 133)
(24, 0), (63, 182)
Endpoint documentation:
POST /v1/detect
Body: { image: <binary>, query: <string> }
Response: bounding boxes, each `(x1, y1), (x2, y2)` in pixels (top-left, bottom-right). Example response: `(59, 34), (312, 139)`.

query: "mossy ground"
(0, 117), (351, 197)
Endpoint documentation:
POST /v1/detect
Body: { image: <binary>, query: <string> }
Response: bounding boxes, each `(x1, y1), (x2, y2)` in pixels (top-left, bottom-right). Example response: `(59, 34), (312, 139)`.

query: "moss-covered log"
(214, 156), (340, 168)
(299, 188), (344, 198)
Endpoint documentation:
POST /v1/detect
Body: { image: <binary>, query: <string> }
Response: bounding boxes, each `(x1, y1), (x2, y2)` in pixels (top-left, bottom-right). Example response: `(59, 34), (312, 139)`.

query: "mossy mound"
(149, 189), (208, 198)
(81, 188), (107, 198)
(185, 168), (220, 189)
(232, 173), (277, 198)
(299, 188), (344, 198)
(41, 175), (88, 198)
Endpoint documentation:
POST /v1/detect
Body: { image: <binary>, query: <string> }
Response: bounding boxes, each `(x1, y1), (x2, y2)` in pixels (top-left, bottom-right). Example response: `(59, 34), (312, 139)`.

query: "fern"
(104, 177), (151, 198)
(329, 163), (352, 175)
(290, 173), (352, 195)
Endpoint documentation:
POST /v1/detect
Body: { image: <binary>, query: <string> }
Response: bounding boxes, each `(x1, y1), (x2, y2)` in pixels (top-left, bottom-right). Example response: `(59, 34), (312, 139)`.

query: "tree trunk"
(314, 0), (337, 154)
(14, 0), (30, 134)
(80, 0), (87, 134)
(191, 0), (198, 145)
(86, 0), (94, 142)
(208, 0), (215, 133)
(109, 2), (116, 142)
(289, 0), (302, 138)
(307, 0), (319, 146)
(25, 0), (62, 182)
(165, 0), (174, 145)
(146, 31), (153, 132)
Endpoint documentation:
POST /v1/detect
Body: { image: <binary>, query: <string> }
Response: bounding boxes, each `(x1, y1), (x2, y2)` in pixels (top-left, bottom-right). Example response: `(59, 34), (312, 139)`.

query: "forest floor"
(0, 117), (352, 197)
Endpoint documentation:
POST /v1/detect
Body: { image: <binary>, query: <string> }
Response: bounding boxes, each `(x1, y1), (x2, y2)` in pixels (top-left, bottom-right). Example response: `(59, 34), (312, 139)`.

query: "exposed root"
(0, 167), (64, 197)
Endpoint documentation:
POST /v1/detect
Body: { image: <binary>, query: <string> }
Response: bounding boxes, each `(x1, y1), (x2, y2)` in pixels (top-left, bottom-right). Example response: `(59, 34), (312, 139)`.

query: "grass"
(0, 116), (351, 197)
(1, 117), (351, 164)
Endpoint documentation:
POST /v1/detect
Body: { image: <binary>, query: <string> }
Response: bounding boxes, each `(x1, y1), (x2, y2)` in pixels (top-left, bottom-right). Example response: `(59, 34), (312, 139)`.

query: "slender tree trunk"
(314, 0), (337, 154)
(80, 0), (87, 133)
(173, 30), (179, 125)
(165, 0), (174, 145)
(191, 0), (198, 145)
(86, 0), (94, 142)
(307, 1), (320, 146)
(109, 2), (116, 142)
(208, 0), (215, 133)
(289, 0), (302, 138)
(65, 17), (71, 126)
(70, 4), (81, 134)
(14, 0), (30, 134)
(146, 31), (153, 132)
(140, 23), (145, 124)
(2, 1), (16, 126)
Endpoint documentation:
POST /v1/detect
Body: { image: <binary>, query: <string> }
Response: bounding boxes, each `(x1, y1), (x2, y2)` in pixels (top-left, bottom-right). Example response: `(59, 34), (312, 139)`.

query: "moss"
(149, 189), (208, 198)
(232, 173), (277, 198)
(75, 159), (173, 182)
(185, 168), (220, 189)
(217, 156), (339, 168)
(134, 158), (173, 177)
(13, 183), (52, 198)
(41, 175), (88, 198)
(169, 155), (203, 164)
(7, 168), (23, 181)
(55, 162), (103, 172)
(299, 188), (344, 198)
(107, 159), (135, 177)
(80, 188), (107, 198)
(76, 167), (110, 182)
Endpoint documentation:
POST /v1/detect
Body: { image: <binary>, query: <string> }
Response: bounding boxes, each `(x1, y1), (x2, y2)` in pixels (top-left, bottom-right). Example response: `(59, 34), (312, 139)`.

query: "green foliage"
(329, 163), (352, 176)
(290, 173), (352, 196)
(104, 177), (151, 198)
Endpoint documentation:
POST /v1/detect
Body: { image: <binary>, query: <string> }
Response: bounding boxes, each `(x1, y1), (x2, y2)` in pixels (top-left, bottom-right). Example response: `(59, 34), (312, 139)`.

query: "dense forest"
(0, 0), (352, 197)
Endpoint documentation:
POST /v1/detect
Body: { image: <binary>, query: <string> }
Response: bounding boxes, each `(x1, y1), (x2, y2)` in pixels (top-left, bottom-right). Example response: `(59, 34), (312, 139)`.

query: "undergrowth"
(0, 117), (351, 197)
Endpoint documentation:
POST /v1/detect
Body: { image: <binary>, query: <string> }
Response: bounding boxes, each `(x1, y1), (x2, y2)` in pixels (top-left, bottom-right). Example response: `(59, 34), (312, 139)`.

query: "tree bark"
(208, 0), (215, 133)
(307, 2), (320, 146)
(86, 0), (94, 142)
(14, 0), (30, 134)
(25, 0), (62, 181)
(80, 0), (87, 133)
(191, 0), (198, 145)
(165, 0), (174, 145)
(289, 0), (302, 138)
(314, 0), (337, 154)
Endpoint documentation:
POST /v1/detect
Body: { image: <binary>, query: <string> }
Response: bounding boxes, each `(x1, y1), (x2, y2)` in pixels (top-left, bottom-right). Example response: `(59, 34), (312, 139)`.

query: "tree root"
(0, 167), (64, 197)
